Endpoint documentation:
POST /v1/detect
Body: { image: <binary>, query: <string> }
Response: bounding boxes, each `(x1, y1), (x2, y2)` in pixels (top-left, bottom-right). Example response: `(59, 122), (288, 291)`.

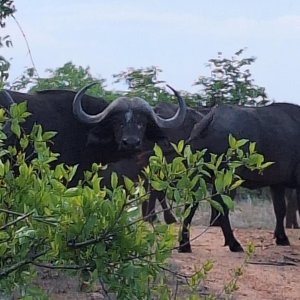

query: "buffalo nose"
(122, 137), (141, 148)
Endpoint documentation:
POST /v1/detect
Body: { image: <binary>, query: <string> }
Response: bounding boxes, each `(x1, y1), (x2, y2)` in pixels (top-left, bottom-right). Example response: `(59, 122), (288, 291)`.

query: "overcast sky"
(3, 1), (300, 104)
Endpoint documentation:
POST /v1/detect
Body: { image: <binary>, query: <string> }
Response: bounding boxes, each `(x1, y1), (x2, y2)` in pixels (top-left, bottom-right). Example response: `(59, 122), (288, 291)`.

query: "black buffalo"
(141, 103), (209, 223)
(97, 103), (207, 224)
(184, 103), (300, 252)
(0, 84), (186, 182)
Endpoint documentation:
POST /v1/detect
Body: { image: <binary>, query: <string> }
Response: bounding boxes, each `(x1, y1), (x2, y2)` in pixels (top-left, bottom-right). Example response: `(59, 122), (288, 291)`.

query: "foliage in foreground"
(0, 101), (270, 299)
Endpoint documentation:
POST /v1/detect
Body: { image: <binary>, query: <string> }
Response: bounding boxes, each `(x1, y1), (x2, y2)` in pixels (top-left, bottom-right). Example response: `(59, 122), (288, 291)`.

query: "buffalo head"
(73, 83), (187, 151)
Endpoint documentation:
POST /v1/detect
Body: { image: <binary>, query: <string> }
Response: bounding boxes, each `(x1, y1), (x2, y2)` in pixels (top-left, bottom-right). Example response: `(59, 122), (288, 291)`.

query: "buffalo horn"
(73, 83), (187, 128)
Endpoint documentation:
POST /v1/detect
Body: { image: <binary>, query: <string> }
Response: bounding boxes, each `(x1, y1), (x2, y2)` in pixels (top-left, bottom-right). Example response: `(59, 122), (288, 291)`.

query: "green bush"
(0, 102), (177, 298)
(0, 102), (268, 298)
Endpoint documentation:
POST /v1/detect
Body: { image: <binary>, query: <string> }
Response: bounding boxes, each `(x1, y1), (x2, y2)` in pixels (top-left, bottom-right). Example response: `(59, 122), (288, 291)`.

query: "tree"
(194, 48), (270, 107)
(113, 66), (200, 106)
(10, 62), (110, 97)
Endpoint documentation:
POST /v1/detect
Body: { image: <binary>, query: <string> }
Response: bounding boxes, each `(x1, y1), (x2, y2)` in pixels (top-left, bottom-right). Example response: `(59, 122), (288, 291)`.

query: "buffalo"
(0, 84), (186, 183)
(182, 103), (300, 252)
(98, 103), (207, 224)
(140, 103), (209, 223)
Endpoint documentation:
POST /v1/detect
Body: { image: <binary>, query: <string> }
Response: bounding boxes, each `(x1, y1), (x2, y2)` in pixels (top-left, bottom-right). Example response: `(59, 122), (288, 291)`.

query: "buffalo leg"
(270, 185), (290, 245)
(210, 188), (243, 252)
(155, 191), (177, 224)
(178, 202), (199, 253)
(214, 196), (243, 252)
(285, 189), (299, 229)
(142, 190), (177, 224)
(210, 189), (236, 227)
(142, 192), (158, 223)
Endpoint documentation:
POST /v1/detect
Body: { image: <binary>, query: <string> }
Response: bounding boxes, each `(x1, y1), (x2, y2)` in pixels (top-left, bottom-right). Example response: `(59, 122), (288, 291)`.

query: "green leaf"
(0, 159), (4, 176)
(64, 187), (81, 197)
(228, 134), (236, 149)
(221, 194), (234, 211)
(124, 176), (134, 192)
(151, 180), (168, 191)
(229, 179), (245, 190)
(42, 131), (57, 140)
(223, 170), (233, 188)
(260, 161), (274, 169)
(236, 138), (248, 148)
(154, 143), (163, 159)
(214, 173), (224, 193)
(215, 154), (224, 168)
(174, 189), (181, 203)
(207, 199), (224, 214)
(178, 140), (185, 153)
(11, 120), (21, 138)
(20, 136), (29, 149)
(111, 172), (118, 189)
(249, 142), (256, 154)
(177, 176), (191, 189)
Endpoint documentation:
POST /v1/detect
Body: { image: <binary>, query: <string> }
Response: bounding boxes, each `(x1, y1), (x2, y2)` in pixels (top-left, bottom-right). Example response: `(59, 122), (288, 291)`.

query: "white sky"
(2, 1), (300, 103)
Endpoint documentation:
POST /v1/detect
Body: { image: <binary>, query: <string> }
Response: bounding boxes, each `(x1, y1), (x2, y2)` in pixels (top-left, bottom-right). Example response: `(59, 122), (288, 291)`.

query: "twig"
(254, 243), (274, 249)
(0, 210), (34, 230)
(67, 233), (114, 249)
(0, 248), (49, 279)
(99, 278), (113, 300)
(248, 261), (296, 267)
(0, 208), (57, 226)
(283, 255), (300, 264)
(32, 261), (92, 271)
(11, 15), (40, 78)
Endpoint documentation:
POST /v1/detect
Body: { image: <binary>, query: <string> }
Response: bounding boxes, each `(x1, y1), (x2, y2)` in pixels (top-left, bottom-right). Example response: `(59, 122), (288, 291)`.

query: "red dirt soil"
(46, 226), (300, 299)
(171, 227), (300, 300)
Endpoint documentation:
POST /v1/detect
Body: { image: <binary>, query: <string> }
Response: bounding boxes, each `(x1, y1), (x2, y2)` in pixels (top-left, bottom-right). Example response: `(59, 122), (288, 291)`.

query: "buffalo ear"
(189, 111), (214, 140)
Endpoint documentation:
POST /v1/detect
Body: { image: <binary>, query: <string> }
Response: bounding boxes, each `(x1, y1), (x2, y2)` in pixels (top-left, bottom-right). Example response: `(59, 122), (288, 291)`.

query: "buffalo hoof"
(228, 240), (244, 252)
(178, 242), (192, 253)
(276, 236), (290, 246)
(164, 212), (177, 224)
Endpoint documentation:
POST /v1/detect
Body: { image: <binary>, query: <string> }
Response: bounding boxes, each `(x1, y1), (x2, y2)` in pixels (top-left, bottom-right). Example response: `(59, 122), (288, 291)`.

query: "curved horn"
(1, 90), (15, 136)
(73, 82), (107, 123)
(73, 83), (187, 129)
(73, 82), (129, 124)
(152, 85), (187, 128)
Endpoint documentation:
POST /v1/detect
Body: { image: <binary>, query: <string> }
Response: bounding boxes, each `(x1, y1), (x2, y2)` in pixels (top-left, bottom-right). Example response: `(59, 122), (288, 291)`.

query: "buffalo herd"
(1, 84), (299, 253)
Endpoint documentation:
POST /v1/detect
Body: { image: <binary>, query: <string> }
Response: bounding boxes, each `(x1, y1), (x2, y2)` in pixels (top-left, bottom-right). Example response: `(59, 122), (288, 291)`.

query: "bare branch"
(0, 210), (34, 230)
(11, 15), (40, 78)
(0, 247), (49, 279)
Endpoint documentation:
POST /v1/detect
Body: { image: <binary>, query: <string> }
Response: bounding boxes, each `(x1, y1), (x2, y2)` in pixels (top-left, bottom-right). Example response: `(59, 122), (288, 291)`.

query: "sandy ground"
(172, 226), (300, 300)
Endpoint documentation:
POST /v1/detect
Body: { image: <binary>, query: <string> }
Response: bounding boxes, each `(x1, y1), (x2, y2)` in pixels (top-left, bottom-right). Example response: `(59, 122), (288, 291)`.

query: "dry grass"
(193, 200), (276, 229)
